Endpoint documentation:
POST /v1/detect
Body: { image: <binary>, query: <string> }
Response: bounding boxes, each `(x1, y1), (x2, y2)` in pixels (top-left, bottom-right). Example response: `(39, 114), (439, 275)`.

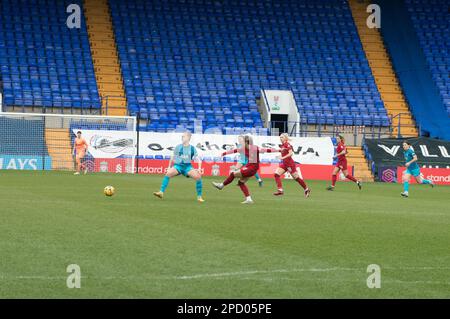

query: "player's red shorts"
(279, 162), (297, 173)
(336, 159), (348, 171)
(240, 164), (258, 178)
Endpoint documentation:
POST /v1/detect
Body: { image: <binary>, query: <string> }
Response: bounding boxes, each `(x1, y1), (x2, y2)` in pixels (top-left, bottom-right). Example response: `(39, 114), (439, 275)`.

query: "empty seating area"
(406, 0), (450, 116)
(0, 0), (100, 110)
(109, 0), (390, 132)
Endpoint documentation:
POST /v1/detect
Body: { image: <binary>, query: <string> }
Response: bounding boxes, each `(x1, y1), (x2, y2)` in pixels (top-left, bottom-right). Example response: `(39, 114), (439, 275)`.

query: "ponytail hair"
(244, 135), (253, 148)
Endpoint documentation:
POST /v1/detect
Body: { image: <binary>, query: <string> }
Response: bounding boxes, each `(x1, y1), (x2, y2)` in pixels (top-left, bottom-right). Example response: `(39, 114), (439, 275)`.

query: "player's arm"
(83, 139), (88, 152)
(279, 149), (294, 160)
(221, 148), (239, 156)
(192, 147), (202, 172)
(406, 155), (418, 167)
(334, 148), (347, 158)
(259, 147), (278, 153)
(195, 155), (202, 172)
(168, 153), (174, 168)
(72, 139), (76, 156)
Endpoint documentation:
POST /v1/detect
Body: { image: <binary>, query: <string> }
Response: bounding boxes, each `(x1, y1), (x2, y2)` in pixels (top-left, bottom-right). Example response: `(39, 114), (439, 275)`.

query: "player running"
(236, 135), (263, 187)
(73, 131), (88, 175)
(326, 135), (362, 191)
(153, 131), (204, 202)
(273, 133), (311, 197)
(401, 141), (434, 197)
(212, 135), (276, 204)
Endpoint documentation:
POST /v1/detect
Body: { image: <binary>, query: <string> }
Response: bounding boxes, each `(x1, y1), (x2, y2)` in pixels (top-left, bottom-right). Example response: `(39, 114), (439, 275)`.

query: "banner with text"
(365, 137), (450, 168)
(75, 130), (335, 166)
(397, 167), (450, 185)
(0, 155), (52, 170)
(92, 158), (351, 181)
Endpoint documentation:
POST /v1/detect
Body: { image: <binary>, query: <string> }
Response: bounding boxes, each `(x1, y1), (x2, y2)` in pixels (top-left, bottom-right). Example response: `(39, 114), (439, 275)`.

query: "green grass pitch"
(0, 170), (449, 298)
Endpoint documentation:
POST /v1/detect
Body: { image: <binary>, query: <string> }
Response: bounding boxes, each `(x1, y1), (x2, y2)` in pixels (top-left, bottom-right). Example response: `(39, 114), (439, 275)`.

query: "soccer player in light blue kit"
(235, 135), (263, 187)
(401, 141), (434, 198)
(153, 131), (204, 202)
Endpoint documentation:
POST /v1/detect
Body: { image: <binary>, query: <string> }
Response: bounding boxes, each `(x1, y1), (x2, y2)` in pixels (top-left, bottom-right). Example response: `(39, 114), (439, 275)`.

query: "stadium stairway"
(349, 0), (418, 138)
(45, 129), (74, 171)
(347, 146), (374, 182)
(83, 0), (127, 116)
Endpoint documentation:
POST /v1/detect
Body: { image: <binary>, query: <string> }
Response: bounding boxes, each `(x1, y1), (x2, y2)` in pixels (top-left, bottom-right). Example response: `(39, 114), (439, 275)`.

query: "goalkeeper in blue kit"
(401, 141), (434, 197)
(153, 131), (204, 202)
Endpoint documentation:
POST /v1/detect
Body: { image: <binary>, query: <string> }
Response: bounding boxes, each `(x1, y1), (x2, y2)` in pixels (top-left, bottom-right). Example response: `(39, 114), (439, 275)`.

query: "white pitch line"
(174, 267), (359, 280)
(2, 266), (450, 282)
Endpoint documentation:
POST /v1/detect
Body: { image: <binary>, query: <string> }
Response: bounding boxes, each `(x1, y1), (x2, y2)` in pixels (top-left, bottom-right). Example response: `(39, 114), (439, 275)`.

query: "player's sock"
(160, 176), (170, 192)
(274, 173), (283, 190)
(331, 174), (337, 187)
(421, 179), (431, 185)
(403, 181), (409, 192)
(346, 174), (358, 183)
(255, 172), (261, 181)
(238, 181), (250, 197)
(295, 177), (307, 190)
(223, 172), (235, 186)
(196, 179), (203, 196)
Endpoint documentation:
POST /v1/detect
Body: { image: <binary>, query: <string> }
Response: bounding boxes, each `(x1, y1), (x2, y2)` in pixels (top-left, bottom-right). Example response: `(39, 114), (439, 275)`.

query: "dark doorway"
(270, 114), (288, 134)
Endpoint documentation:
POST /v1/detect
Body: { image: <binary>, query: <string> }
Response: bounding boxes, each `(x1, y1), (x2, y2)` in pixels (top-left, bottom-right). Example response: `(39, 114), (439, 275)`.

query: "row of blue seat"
(0, 0), (100, 110)
(406, 0), (449, 115)
(109, 0), (383, 129)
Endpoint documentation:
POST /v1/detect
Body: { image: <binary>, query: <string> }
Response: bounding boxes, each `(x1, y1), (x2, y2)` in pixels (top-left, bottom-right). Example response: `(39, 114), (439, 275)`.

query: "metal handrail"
(390, 112), (418, 138)
(269, 119), (390, 145)
(102, 94), (127, 115)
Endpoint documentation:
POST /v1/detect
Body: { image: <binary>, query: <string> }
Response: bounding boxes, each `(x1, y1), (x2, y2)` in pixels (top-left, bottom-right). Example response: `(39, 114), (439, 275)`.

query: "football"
(104, 186), (115, 197)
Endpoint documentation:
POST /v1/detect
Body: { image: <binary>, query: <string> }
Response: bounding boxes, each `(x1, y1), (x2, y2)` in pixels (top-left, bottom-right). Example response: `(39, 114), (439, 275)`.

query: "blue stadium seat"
(108, 0), (387, 130)
(0, 0), (101, 110)
(406, 0), (449, 116)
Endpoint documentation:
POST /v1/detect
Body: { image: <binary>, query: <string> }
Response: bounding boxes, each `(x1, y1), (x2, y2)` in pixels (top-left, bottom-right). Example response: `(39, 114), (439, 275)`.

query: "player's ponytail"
(244, 135), (253, 148)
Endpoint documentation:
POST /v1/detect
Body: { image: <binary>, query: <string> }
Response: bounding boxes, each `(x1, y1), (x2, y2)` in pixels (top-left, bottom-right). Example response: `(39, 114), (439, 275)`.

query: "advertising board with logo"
(397, 167), (450, 185)
(90, 158), (352, 181)
(0, 155), (52, 170)
(74, 130), (335, 166)
(365, 137), (450, 169)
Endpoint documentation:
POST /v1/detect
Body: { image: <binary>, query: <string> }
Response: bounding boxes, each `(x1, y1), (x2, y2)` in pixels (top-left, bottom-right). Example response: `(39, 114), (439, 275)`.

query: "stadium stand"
(349, 0), (418, 138)
(377, 0), (450, 140)
(406, 0), (450, 116)
(108, 0), (390, 132)
(84, 0), (128, 116)
(0, 0), (101, 111)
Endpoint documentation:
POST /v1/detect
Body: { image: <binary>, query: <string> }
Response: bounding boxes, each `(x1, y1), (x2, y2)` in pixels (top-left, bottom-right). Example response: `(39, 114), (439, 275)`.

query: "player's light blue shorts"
(406, 166), (421, 177)
(174, 164), (194, 177)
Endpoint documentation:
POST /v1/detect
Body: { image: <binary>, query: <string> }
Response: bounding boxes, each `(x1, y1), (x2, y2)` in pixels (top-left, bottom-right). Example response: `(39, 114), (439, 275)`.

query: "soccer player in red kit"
(212, 135), (277, 204)
(273, 133), (311, 197)
(326, 135), (362, 191)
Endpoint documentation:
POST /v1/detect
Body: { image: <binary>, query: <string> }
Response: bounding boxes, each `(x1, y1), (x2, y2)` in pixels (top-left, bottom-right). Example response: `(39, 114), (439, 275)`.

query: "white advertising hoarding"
(74, 130), (335, 165)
